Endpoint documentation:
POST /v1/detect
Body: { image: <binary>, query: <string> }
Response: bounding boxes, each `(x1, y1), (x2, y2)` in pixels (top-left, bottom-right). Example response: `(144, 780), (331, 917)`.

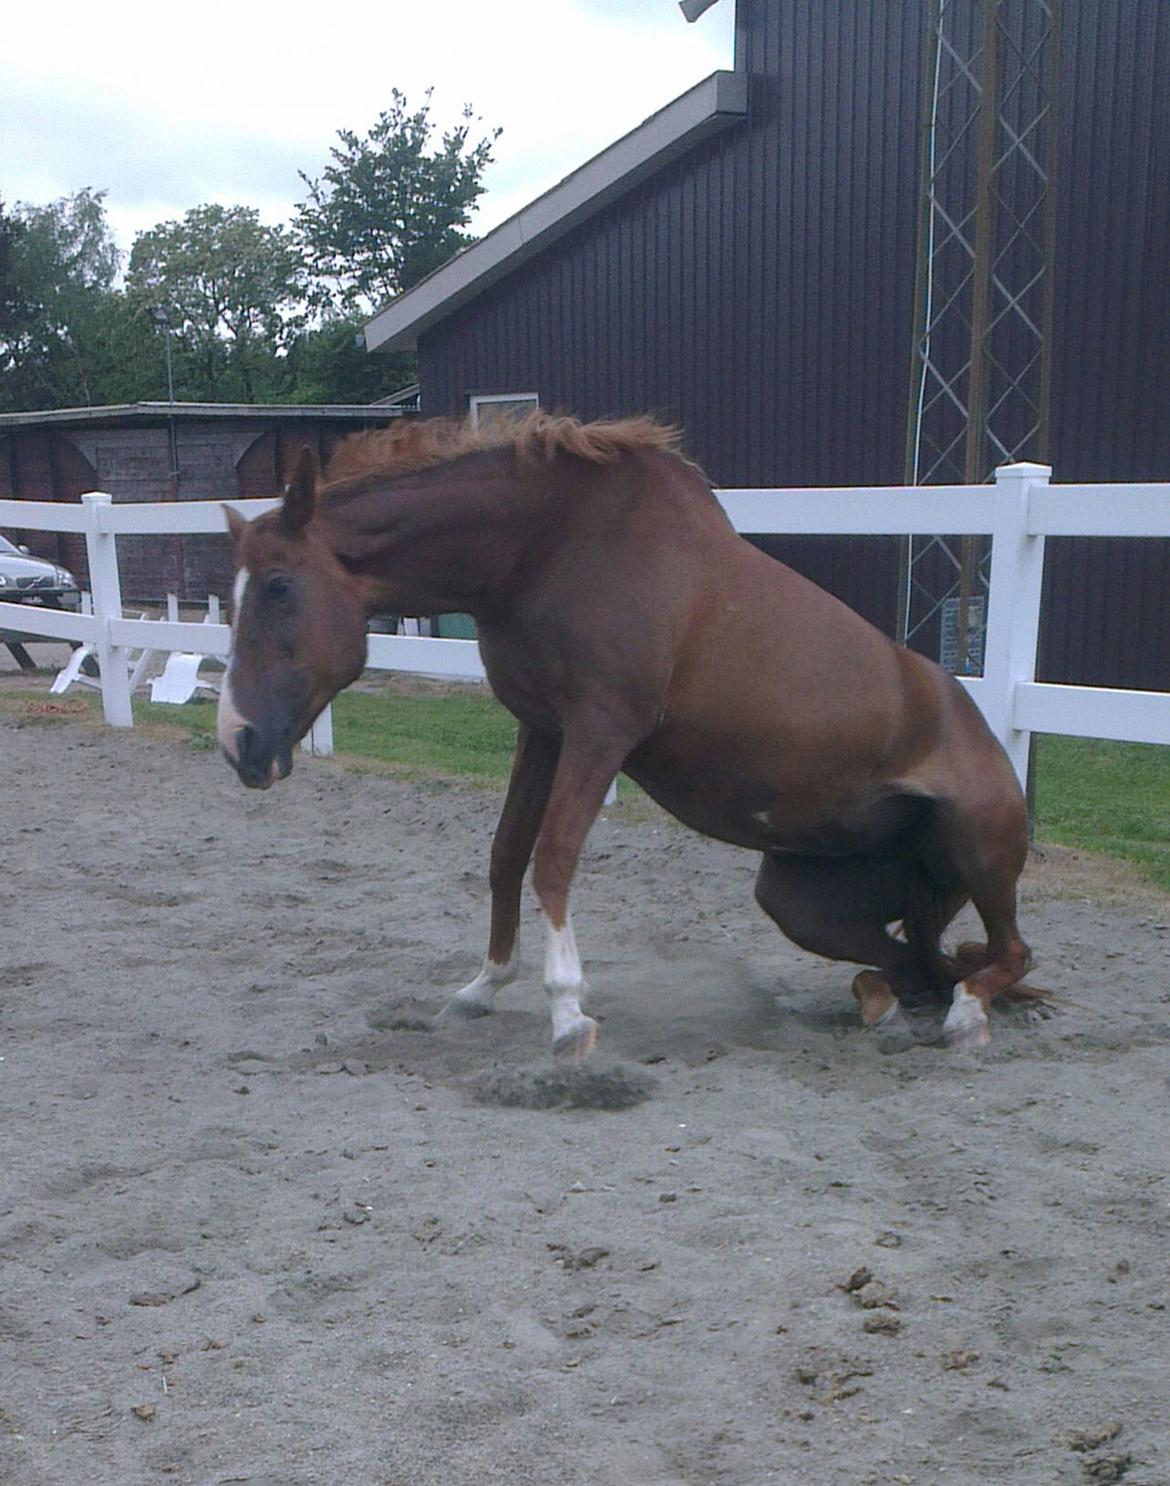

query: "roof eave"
(0, 402), (407, 432)
(363, 68), (748, 354)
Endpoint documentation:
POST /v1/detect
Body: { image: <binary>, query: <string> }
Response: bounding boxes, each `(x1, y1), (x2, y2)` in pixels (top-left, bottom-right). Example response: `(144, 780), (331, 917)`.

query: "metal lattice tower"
(900, 0), (1060, 673)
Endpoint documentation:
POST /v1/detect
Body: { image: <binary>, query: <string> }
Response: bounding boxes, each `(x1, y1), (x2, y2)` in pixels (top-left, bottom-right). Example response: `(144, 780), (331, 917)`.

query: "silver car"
(0, 532), (82, 643)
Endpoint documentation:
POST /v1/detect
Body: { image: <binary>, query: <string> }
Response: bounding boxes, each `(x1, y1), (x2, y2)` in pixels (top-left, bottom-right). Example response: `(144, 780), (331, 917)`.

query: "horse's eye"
(263, 573), (292, 600)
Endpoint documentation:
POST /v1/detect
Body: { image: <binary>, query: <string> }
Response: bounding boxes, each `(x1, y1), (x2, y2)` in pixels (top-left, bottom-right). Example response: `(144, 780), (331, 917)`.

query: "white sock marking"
(943, 980), (989, 1038)
(544, 916), (591, 1043)
(449, 947), (520, 1012)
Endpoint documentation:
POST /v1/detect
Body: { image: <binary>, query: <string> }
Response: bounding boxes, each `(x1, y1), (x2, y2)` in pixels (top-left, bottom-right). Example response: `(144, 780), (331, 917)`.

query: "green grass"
(1032, 735), (1170, 892)
(330, 687), (516, 783)
(130, 684), (519, 785)
(40, 684), (1170, 893)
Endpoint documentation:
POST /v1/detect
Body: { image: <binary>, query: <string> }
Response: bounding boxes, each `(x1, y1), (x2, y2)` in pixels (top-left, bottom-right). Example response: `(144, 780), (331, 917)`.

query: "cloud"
(2, 0), (733, 252)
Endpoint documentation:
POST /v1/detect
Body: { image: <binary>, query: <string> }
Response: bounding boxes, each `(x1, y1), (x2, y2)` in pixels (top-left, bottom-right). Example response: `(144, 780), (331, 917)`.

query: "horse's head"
(217, 449), (367, 789)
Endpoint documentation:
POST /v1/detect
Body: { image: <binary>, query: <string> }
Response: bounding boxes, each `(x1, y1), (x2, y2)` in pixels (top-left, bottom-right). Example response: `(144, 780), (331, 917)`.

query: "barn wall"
(0, 430), (96, 585)
(1, 416), (399, 605)
(420, 0), (924, 491)
(414, 0), (1170, 691)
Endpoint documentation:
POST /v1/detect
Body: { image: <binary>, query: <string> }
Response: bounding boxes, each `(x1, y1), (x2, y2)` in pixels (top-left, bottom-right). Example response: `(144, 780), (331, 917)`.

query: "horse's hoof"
(552, 1016), (599, 1061)
(852, 971), (909, 1032)
(943, 985), (991, 1050)
(945, 1019), (991, 1050)
(435, 998), (493, 1026)
(871, 1000), (913, 1036)
(945, 1004), (987, 1052)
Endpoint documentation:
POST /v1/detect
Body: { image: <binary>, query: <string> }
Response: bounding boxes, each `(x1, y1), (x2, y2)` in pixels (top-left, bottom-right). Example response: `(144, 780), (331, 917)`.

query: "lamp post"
(147, 305), (180, 491)
(147, 304), (185, 596)
(147, 304), (176, 403)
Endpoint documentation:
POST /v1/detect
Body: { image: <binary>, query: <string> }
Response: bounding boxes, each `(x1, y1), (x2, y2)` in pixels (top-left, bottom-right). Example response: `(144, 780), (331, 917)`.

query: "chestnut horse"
(217, 414), (1031, 1055)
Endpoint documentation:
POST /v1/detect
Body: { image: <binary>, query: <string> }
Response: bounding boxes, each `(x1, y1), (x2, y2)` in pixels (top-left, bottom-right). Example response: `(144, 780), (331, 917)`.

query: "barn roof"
(362, 69), (747, 355)
(0, 401), (406, 431)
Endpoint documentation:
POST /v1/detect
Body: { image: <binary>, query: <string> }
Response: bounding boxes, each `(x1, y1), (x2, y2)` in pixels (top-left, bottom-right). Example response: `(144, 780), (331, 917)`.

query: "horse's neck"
(324, 462), (529, 617)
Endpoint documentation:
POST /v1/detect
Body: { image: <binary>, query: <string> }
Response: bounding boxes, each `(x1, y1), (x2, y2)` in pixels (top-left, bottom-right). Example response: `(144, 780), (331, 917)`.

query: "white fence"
(3, 460), (1169, 785)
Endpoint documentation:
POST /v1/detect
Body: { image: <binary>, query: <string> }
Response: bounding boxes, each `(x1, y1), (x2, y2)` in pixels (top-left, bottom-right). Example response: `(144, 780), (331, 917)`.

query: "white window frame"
(468, 392), (540, 428)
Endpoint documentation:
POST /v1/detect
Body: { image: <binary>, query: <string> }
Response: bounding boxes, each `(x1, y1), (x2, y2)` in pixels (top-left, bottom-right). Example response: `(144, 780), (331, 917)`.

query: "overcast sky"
(3, 0), (734, 259)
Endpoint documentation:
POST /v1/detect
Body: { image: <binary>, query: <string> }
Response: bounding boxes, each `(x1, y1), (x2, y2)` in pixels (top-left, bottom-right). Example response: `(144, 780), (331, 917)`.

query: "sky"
(2, 0), (734, 260)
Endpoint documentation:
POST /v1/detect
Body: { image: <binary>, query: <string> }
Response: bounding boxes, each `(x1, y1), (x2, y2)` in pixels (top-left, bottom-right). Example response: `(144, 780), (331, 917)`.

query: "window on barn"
(469, 393), (540, 429)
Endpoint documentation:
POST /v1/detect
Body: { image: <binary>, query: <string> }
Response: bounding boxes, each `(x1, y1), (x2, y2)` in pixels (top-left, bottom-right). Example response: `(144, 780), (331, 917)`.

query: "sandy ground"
(1, 678), (1168, 1486)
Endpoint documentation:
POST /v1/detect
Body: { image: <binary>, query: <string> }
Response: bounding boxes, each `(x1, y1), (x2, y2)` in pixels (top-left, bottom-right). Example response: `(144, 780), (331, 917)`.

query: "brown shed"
(0, 402), (404, 603)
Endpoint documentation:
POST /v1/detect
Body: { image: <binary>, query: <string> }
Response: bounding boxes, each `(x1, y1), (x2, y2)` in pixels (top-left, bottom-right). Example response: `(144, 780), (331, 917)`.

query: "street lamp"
(146, 304), (185, 597)
(147, 304), (180, 494)
(147, 304), (177, 407)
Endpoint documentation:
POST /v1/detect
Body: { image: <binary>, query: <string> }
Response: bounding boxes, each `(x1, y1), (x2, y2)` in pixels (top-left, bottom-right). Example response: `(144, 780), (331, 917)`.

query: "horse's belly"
(624, 738), (925, 856)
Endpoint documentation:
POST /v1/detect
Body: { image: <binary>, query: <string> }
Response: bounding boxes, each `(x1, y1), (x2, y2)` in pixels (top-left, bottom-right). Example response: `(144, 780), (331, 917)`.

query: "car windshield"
(0, 534), (24, 555)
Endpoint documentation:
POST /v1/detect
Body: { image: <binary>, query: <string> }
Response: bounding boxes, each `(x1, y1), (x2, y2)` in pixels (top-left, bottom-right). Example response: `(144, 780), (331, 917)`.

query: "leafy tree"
(0, 188), (128, 410)
(296, 89), (500, 316)
(126, 205), (304, 402)
(282, 313), (416, 405)
(0, 198), (28, 348)
(2, 85), (498, 411)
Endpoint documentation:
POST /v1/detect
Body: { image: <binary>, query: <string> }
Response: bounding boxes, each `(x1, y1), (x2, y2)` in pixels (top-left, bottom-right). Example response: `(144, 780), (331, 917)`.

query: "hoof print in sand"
(470, 1062), (657, 1111)
(366, 999), (436, 1033)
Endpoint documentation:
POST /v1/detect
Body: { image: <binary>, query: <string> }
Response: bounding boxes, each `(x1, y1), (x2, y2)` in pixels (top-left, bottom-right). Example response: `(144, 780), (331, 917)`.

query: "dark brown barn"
(0, 402), (404, 603)
(363, 0), (1170, 692)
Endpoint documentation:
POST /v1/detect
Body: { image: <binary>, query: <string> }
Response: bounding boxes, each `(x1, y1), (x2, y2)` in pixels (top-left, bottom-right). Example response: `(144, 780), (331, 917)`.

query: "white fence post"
(302, 706), (334, 757)
(981, 461), (1050, 786)
(81, 493), (133, 728)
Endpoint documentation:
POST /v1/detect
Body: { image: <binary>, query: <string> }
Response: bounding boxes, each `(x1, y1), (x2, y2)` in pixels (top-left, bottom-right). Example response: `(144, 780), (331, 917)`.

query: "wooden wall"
(0, 417), (388, 603)
(411, 0), (1170, 692)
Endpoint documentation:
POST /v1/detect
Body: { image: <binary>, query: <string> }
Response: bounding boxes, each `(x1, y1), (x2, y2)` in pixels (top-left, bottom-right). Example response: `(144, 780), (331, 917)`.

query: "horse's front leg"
(530, 723), (632, 1059)
(437, 725), (560, 1023)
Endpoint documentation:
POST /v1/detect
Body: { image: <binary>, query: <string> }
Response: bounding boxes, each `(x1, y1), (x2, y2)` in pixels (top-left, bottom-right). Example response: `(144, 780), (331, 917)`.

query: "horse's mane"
(323, 412), (689, 487)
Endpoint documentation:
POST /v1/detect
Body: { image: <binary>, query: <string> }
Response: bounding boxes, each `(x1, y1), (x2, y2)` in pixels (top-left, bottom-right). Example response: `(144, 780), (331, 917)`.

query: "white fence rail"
(3, 461), (1169, 784)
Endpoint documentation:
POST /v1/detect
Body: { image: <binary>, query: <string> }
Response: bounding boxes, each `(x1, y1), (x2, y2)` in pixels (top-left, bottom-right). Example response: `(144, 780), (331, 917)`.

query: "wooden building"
(0, 402), (403, 602)
(364, 0), (1170, 691)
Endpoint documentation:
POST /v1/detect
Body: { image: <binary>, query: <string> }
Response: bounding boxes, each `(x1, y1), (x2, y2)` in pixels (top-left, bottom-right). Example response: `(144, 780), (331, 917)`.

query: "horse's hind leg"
(437, 726), (560, 1023)
(940, 870), (1031, 1048)
(930, 791), (1032, 1050)
(754, 850), (928, 1034)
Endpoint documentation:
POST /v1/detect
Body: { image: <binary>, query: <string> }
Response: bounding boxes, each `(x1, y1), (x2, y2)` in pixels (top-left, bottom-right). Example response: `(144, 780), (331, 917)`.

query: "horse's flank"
(322, 411), (694, 489)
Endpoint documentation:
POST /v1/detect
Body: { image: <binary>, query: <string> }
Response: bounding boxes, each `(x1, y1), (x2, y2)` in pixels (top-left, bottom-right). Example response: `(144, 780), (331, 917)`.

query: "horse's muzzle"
(226, 724), (293, 790)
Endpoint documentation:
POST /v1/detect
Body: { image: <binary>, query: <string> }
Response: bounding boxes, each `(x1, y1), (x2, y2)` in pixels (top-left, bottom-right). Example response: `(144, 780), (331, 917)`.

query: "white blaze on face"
(232, 567), (250, 619)
(216, 568), (252, 758)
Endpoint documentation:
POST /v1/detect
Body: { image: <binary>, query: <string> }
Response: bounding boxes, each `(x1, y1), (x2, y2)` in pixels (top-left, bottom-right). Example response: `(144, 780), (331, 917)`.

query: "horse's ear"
(223, 504), (248, 546)
(282, 447), (318, 533)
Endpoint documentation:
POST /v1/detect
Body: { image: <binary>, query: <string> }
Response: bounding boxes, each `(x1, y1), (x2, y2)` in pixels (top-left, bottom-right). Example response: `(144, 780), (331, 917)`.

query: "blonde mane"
(323, 411), (689, 487)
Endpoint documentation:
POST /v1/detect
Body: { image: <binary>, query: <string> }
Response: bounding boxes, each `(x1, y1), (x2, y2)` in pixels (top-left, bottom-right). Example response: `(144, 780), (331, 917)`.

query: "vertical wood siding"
(416, 0), (1170, 691)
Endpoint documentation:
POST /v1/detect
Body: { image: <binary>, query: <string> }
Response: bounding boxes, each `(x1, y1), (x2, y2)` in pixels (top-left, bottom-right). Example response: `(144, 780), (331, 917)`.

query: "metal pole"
(955, 0), (1002, 675)
(162, 316), (185, 599)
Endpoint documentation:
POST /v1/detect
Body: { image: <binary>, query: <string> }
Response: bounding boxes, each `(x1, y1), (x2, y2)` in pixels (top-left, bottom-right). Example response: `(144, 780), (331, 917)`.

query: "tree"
(0, 198), (28, 348)
(295, 89), (500, 316)
(127, 205), (304, 403)
(283, 313), (416, 405)
(0, 188), (128, 410)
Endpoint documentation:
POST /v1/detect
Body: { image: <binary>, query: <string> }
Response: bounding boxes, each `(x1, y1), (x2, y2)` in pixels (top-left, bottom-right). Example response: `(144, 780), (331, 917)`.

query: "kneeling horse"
(217, 414), (1031, 1055)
